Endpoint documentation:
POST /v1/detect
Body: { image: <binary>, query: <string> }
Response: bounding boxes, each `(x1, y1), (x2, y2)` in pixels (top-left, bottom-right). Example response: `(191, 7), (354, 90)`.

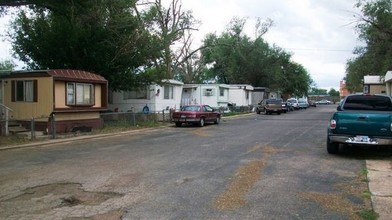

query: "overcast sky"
(177, 0), (364, 91)
(0, 0), (363, 90)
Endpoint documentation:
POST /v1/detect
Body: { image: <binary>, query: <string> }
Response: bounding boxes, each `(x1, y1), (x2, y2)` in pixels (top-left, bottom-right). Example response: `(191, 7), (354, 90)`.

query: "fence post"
(162, 110), (165, 121)
(30, 117), (35, 140)
(51, 114), (56, 139)
(132, 111), (136, 126)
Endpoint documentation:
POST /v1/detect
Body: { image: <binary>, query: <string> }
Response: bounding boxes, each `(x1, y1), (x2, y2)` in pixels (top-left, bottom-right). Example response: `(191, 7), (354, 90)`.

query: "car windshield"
(343, 95), (392, 111)
(288, 100), (296, 103)
(181, 106), (201, 112)
(266, 99), (282, 104)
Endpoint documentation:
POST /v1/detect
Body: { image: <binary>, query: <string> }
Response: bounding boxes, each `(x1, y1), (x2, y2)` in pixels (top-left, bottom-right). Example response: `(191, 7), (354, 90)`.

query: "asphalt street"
(0, 105), (391, 219)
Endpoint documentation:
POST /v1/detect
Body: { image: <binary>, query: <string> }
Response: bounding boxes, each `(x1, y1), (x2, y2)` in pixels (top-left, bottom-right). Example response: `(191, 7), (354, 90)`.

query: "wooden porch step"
(7, 121), (21, 127)
(9, 126), (29, 134)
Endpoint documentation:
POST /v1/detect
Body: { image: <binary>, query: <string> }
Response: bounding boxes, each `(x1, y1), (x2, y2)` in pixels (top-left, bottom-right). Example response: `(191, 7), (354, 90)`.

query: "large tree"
(345, 0), (392, 92)
(138, 0), (200, 79)
(8, 0), (163, 91)
(4, 0), (199, 90)
(200, 17), (311, 96)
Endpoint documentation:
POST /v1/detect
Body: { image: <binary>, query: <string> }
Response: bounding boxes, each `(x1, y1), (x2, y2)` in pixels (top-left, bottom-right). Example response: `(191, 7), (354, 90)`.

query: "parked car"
(308, 100), (317, 107)
(281, 102), (291, 113)
(316, 99), (331, 105)
(256, 99), (283, 115)
(287, 98), (300, 110)
(172, 105), (221, 127)
(298, 100), (309, 109)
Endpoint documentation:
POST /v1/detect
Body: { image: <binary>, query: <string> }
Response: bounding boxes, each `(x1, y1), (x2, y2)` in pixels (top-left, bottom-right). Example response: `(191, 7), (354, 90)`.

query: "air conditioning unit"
(205, 91), (213, 96)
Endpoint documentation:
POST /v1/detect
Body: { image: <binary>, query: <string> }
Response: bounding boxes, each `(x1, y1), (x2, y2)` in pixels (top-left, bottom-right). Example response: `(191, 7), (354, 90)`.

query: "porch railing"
(0, 103), (13, 136)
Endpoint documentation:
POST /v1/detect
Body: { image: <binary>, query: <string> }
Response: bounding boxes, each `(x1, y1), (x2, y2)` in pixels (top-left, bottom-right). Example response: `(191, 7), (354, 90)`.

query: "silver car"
(287, 98), (300, 110)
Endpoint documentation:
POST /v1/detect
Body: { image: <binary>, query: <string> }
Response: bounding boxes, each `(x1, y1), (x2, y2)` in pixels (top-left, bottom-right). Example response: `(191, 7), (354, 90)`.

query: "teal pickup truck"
(327, 94), (392, 154)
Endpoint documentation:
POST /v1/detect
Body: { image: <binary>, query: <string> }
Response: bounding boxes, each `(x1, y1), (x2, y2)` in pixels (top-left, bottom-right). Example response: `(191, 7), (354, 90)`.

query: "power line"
(285, 47), (353, 52)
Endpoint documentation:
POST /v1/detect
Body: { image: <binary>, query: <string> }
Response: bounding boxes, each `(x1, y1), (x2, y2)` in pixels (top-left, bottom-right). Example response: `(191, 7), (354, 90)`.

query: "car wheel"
(256, 110), (260, 114)
(327, 136), (339, 154)
(199, 118), (205, 127)
(214, 117), (220, 124)
(175, 122), (182, 127)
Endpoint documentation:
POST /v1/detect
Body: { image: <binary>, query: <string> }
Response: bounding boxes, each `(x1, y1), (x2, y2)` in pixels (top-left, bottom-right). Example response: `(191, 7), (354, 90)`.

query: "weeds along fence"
(100, 110), (173, 127)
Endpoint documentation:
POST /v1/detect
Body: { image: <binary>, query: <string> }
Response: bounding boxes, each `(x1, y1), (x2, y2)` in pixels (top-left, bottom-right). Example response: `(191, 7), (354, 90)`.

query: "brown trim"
(53, 107), (107, 113)
(5, 72), (50, 78)
(54, 77), (106, 84)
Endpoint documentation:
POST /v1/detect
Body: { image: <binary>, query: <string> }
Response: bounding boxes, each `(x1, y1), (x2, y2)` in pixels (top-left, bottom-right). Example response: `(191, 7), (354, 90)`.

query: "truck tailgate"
(333, 111), (392, 136)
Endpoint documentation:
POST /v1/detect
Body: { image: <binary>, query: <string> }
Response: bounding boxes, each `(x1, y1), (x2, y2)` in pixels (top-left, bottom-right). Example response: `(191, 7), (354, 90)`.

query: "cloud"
(178, 0), (364, 90)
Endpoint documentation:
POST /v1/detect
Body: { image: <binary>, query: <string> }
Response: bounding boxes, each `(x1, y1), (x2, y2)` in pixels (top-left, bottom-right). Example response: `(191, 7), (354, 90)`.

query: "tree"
(200, 17), (312, 96)
(138, 0), (200, 79)
(0, 59), (16, 73)
(8, 0), (162, 91)
(328, 88), (339, 97)
(346, 0), (392, 92)
(309, 87), (328, 95)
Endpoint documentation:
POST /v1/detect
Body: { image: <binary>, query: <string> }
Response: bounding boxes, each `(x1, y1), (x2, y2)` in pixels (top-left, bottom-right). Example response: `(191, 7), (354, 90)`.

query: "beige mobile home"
(0, 69), (108, 134)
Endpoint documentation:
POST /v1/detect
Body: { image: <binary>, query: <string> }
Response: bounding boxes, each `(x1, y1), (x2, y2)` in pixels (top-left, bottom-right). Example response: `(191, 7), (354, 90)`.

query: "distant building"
(339, 80), (350, 98)
(363, 75), (386, 95)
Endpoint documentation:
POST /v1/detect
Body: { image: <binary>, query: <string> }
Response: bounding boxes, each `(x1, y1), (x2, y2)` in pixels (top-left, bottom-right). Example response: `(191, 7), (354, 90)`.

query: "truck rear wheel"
(327, 136), (339, 154)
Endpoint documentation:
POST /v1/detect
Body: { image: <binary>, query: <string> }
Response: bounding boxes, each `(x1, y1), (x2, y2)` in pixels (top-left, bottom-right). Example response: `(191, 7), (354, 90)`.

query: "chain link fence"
(100, 110), (173, 127)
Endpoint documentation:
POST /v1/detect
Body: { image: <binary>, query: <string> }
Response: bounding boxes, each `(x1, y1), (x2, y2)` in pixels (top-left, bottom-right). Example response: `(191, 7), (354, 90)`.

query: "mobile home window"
(164, 85), (174, 99)
(12, 80), (37, 102)
(220, 88), (224, 96)
(123, 87), (148, 99)
(363, 85), (369, 94)
(67, 82), (94, 106)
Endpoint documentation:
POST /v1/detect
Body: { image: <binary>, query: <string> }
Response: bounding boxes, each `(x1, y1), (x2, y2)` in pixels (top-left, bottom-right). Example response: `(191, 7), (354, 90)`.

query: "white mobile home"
(181, 84), (230, 108)
(228, 84), (254, 106)
(109, 79), (183, 113)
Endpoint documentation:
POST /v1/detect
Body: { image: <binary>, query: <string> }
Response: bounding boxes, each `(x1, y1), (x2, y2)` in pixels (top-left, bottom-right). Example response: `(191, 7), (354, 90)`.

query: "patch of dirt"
(1, 183), (123, 217)
(299, 192), (361, 220)
(213, 145), (278, 210)
(191, 127), (211, 137)
(213, 159), (265, 210)
(300, 169), (372, 220)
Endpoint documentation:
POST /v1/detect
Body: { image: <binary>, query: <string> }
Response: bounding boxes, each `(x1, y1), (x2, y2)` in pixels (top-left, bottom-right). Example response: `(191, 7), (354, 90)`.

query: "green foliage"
(0, 59), (16, 71)
(200, 17), (312, 96)
(4, 1), (312, 94)
(328, 88), (339, 97)
(309, 87), (328, 95)
(346, 0), (392, 92)
(8, 0), (163, 91)
(140, 0), (200, 79)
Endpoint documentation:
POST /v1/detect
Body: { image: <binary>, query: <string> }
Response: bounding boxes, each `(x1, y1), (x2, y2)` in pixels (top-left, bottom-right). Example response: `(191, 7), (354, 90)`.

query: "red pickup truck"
(172, 105), (221, 127)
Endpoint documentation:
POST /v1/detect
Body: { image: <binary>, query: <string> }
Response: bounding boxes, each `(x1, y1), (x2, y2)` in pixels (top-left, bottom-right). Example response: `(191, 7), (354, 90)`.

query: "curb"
(366, 160), (392, 220)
